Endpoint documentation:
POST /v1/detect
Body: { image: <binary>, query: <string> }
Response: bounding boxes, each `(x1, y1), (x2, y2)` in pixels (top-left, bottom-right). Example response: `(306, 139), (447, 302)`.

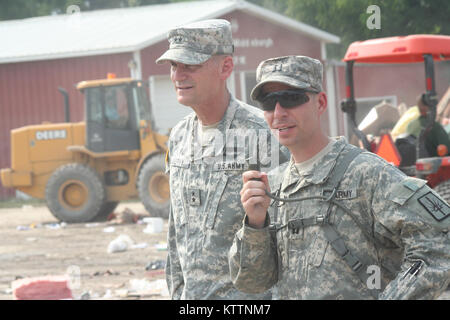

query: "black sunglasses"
(256, 90), (310, 111)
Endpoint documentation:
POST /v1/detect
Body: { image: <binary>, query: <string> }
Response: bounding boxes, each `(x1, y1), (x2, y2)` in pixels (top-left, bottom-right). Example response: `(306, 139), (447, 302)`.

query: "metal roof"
(0, 0), (340, 64)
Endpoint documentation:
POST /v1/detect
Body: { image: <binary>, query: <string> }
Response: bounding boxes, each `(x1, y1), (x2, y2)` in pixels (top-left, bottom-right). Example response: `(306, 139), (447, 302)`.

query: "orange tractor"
(1, 74), (170, 222)
(341, 34), (450, 202)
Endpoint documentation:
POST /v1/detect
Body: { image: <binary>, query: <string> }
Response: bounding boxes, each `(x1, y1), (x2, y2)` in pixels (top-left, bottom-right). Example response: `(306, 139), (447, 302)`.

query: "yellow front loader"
(1, 75), (170, 223)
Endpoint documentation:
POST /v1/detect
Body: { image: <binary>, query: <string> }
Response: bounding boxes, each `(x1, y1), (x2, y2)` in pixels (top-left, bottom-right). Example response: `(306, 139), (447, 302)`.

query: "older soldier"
(155, 19), (288, 299)
(229, 55), (450, 299)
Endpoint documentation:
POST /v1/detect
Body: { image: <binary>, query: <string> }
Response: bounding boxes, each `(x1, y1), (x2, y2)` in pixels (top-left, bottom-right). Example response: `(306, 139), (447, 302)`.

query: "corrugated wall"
(0, 52), (132, 199)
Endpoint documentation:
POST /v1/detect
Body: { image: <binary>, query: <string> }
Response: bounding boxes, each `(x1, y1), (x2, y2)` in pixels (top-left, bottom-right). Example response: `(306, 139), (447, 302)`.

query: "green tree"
(250, 0), (450, 59)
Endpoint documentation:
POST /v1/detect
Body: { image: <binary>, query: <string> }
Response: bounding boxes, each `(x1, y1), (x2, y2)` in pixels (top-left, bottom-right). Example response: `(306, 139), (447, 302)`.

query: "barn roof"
(0, 0), (340, 64)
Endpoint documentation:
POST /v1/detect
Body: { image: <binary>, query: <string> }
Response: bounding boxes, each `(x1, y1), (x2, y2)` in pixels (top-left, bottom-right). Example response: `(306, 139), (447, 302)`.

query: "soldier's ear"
(219, 55), (234, 80)
(317, 92), (328, 116)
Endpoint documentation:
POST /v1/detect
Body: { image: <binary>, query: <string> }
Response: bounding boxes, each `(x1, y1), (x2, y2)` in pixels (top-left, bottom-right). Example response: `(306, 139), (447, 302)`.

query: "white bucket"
(143, 217), (164, 234)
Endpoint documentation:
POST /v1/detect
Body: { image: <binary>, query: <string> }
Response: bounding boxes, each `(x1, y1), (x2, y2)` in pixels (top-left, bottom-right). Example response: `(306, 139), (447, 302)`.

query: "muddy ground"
(0, 202), (170, 300)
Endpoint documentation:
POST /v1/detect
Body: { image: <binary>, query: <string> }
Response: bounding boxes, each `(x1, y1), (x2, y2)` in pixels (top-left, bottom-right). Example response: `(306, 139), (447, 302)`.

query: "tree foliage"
(249, 0), (450, 58)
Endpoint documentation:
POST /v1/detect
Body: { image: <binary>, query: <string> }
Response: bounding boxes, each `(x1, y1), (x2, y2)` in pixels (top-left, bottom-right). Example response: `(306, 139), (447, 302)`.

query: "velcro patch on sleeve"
(418, 191), (450, 222)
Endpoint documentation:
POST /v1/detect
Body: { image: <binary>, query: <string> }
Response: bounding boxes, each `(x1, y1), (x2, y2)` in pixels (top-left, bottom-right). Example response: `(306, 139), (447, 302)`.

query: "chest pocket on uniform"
(204, 165), (248, 231)
(204, 172), (229, 229)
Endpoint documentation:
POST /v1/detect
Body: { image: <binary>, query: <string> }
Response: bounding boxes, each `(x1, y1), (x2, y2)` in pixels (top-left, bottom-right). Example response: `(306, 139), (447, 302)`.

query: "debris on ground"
(126, 278), (169, 298)
(16, 222), (66, 231)
(154, 242), (167, 251)
(143, 217), (164, 234)
(45, 222), (65, 230)
(107, 207), (144, 225)
(11, 275), (73, 300)
(1, 202), (169, 300)
(130, 242), (148, 249)
(145, 259), (166, 271)
(92, 269), (120, 277)
(102, 226), (115, 233)
(79, 291), (91, 300)
(84, 222), (100, 228)
(107, 234), (135, 253)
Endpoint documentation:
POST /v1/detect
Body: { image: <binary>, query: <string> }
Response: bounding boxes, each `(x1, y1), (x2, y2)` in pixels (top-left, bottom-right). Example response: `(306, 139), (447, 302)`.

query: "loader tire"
(138, 153), (170, 218)
(433, 179), (450, 204)
(46, 163), (106, 223)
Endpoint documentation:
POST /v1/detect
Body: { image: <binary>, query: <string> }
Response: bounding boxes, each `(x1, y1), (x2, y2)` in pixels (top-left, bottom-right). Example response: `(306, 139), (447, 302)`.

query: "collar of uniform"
(280, 137), (348, 193)
(192, 95), (237, 132)
(190, 94), (238, 155)
(219, 95), (239, 132)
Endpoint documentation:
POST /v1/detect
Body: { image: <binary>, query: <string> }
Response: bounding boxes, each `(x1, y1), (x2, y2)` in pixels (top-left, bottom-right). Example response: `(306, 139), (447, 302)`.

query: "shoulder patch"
(418, 191), (450, 222)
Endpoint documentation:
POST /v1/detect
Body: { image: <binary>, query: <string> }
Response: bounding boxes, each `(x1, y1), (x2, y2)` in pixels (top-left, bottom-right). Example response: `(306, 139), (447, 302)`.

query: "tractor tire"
(138, 153), (170, 218)
(433, 179), (450, 204)
(45, 163), (106, 223)
(92, 201), (119, 222)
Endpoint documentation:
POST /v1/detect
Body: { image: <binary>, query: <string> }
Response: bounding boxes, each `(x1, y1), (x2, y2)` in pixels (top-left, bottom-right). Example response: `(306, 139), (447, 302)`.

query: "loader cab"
(77, 76), (153, 153)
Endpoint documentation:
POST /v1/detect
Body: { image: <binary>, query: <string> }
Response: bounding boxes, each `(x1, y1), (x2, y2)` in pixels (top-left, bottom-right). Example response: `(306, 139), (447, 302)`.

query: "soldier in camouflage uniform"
(229, 55), (450, 299)
(155, 19), (288, 299)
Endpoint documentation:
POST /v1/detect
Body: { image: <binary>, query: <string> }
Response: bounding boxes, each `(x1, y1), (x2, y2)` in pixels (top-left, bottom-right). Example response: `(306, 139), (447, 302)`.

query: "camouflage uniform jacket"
(166, 96), (288, 299)
(229, 137), (450, 299)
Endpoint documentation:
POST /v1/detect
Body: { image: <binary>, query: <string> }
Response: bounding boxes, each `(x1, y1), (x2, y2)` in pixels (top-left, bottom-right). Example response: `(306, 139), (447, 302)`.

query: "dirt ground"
(0, 201), (170, 300)
(1, 202), (448, 300)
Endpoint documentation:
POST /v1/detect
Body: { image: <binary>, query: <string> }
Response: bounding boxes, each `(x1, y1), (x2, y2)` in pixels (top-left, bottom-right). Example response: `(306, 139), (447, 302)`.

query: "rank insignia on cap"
(174, 36), (183, 43)
(418, 191), (450, 222)
(272, 63), (283, 72)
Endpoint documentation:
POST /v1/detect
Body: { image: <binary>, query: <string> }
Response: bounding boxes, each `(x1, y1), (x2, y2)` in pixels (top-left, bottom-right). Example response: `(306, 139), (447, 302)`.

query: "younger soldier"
(229, 55), (450, 299)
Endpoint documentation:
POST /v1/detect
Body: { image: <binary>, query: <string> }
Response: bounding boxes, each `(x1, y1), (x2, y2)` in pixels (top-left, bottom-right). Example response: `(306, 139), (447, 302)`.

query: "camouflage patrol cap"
(250, 55), (323, 101)
(155, 19), (234, 65)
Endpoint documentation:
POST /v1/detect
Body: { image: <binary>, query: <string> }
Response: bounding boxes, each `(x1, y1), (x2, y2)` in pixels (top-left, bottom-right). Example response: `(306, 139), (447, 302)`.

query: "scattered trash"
(102, 289), (113, 299)
(85, 222), (100, 228)
(145, 259), (166, 271)
(130, 242), (148, 249)
(143, 217), (164, 234)
(107, 207), (143, 225)
(11, 275), (73, 300)
(127, 278), (169, 297)
(92, 269), (119, 277)
(79, 291), (90, 300)
(107, 234), (134, 253)
(145, 269), (166, 278)
(16, 222), (49, 231)
(154, 242), (167, 251)
(45, 223), (62, 230)
(102, 226), (115, 233)
(3, 288), (12, 295)
(114, 289), (129, 298)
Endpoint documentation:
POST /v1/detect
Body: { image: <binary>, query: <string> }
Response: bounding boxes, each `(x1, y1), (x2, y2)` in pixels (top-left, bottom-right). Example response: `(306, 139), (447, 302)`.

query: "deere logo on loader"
(35, 129), (67, 141)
